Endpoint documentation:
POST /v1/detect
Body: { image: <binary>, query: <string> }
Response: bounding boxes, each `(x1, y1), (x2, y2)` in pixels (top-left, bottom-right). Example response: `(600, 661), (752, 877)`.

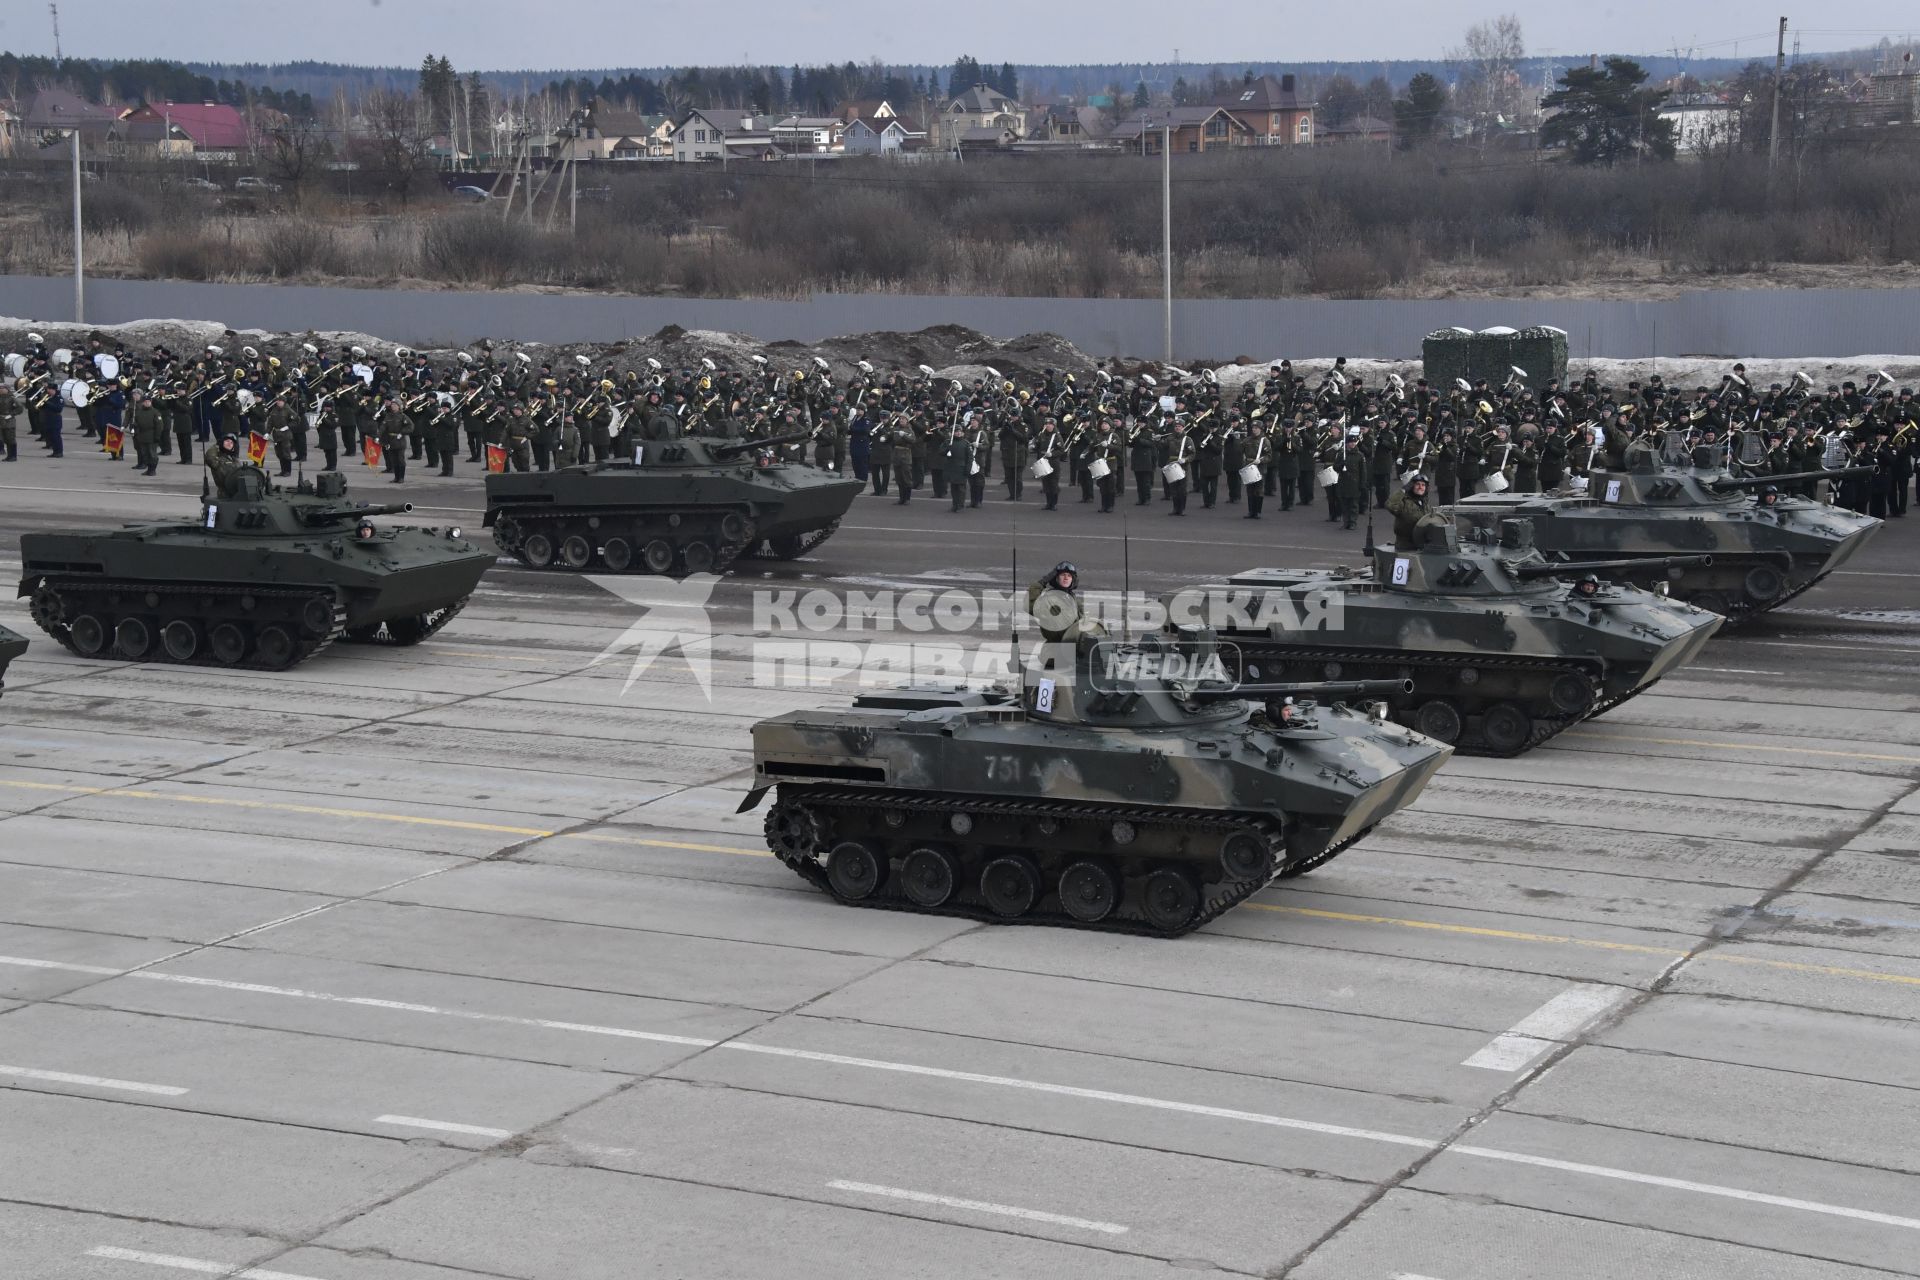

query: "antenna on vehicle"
(1121, 517), (1131, 645)
(1008, 517), (1020, 681)
(1363, 516), (1376, 559)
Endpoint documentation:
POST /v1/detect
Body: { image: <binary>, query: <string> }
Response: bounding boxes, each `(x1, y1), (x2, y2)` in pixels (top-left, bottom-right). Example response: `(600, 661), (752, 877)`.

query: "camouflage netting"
(1422, 325), (1568, 389)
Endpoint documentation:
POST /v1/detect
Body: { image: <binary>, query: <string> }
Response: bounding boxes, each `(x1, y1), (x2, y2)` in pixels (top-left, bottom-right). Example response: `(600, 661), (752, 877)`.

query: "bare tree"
(264, 115), (332, 207)
(1450, 14), (1527, 140)
(355, 88), (433, 205)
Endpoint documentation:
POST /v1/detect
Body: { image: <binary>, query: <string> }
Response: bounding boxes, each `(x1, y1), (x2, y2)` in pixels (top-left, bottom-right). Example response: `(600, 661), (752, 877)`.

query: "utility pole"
(1162, 122), (1172, 364)
(70, 129), (84, 323)
(1768, 16), (1787, 185)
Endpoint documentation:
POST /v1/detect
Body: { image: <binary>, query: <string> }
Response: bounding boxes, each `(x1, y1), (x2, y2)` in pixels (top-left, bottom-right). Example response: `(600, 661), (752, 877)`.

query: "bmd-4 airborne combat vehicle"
(1194, 516), (1724, 755)
(1454, 431), (1879, 622)
(19, 468), (493, 670)
(741, 628), (1450, 936)
(0, 624), (25, 696)
(484, 433), (863, 578)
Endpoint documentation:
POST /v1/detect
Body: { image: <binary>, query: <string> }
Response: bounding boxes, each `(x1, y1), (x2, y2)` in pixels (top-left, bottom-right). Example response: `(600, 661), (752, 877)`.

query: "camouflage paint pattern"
(484, 435), (864, 576)
(1187, 516), (1724, 754)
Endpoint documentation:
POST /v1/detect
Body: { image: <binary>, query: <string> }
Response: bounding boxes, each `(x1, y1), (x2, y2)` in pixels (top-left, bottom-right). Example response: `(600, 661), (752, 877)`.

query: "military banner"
(363, 437), (384, 470)
(245, 431), (270, 466)
(102, 425), (125, 458)
(485, 443), (507, 474)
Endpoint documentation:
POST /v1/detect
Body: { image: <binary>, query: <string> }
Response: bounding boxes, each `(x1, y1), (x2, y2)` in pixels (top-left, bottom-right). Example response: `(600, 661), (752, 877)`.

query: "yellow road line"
(1563, 731), (1920, 766)
(1247, 904), (1687, 957)
(3, 777), (1914, 986)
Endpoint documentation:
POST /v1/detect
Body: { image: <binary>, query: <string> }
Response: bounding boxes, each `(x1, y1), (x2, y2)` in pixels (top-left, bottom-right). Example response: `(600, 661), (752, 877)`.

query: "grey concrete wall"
(5, 274), (1917, 359)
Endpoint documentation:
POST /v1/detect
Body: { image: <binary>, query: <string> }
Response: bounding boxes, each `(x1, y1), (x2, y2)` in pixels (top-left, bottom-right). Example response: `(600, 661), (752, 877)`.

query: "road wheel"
(980, 854), (1041, 918)
(1141, 866), (1201, 933)
(1549, 672), (1595, 716)
(1744, 563), (1786, 603)
(1220, 832), (1274, 882)
(720, 511), (753, 544)
(1058, 860), (1119, 923)
(560, 534), (593, 569)
(521, 531), (555, 568)
(602, 537), (633, 572)
(300, 595), (336, 638)
(900, 846), (959, 908)
(1480, 702), (1533, 754)
(825, 840), (886, 901)
(1414, 699), (1463, 743)
(680, 541), (715, 575)
(114, 617), (153, 659)
(69, 613), (108, 656)
(160, 620), (199, 661)
(763, 801), (821, 860)
(642, 538), (675, 574)
(208, 622), (249, 665)
(255, 625), (296, 669)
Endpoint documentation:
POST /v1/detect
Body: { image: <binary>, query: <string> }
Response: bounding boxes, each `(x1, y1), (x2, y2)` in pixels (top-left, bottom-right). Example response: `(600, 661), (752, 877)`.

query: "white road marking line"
(373, 1114), (513, 1140)
(86, 1245), (320, 1279)
(826, 1179), (1127, 1235)
(0, 1064), (188, 1096)
(11, 954), (1919, 1236)
(0, 956), (718, 1048)
(1461, 984), (1634, 1072)
(1392, 1274), (1451, 1280)
(723, 1041), (1435, 1148)
(1690, 667), (1775, 675)
(1447, 1144), (1920, 1231)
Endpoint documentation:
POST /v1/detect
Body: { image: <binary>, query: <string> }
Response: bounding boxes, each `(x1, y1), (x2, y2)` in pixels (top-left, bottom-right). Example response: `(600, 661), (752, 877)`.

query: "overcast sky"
(7, 0), (1916, 70)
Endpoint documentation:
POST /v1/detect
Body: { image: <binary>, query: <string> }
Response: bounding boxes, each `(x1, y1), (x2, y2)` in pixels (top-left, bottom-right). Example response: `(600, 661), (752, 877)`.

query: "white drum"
(1028, 457), (1054, 479)
(94, 353), (120, 380)
(60, 378), (81, 406)
(1315, 465), (1338, 487)
(5, 353), (27, 379)
(969, 461), (981, 476)
(1161, 461), (1186, 483)
(69, 380), (91, 408)
(236, 388), (257, 411)
(51, 348), (72, 369)
(352, 362), (374, 386)
(1480, 473), (1510, 494)
(1238, 463), (1263, 484)
(1087, 457), (1111, 480)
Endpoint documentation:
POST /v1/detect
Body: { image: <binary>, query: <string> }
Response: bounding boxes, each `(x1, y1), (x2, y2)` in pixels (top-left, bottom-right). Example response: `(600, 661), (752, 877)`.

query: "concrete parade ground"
(2, 450), (1919, 1280)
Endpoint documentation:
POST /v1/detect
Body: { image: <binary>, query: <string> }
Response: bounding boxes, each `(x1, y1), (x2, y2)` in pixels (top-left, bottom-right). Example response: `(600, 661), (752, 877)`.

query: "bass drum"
(94, 353), (120, 381)
(2, 353), (24, 380)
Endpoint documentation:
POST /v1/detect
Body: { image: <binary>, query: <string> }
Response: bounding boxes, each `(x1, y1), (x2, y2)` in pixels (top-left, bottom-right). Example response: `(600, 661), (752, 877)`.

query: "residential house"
(842, 115), (925, 155)
(1657, 100), (1740, 154)
(1110, 106), (1255, 153)
(15, 88), (119, 152)
(941, 82), (1026, 149)
(119, 102), (250, 157)
(839, 98), (900, 122)
(576, 104), (672, 160)
(1211, 73), (1314, 145)
(1858, 70), (1920, 127)
(1022, 104), (1113, 146)
(955, 125), (1018, 154)
(770, 115), (845, 153)
(669, 108), (776, 161)
(1318, 114), (1394, 145)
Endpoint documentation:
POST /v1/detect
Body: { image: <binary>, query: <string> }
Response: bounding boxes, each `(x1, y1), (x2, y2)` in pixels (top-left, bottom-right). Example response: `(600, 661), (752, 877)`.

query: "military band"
(3, 331), (1914, 520)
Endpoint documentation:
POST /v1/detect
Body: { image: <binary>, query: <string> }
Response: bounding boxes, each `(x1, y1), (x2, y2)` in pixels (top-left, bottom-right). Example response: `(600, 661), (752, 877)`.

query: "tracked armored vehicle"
(1453, 431), (1879, 622)
(1195, 516), (1723, 756)
(741, 629), (1450, 936)
(18, 468), (492, 670)
(0, 624), (26, 696)
(484, 433), (863, 577)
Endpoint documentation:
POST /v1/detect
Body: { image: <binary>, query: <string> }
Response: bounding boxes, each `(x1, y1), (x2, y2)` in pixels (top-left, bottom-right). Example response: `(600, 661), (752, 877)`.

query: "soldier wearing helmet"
(1386, 472), (1431, 549)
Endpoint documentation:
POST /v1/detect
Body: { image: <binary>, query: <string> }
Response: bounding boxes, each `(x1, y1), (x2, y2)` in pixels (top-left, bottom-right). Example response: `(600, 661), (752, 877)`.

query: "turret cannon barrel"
(1510, 552), (1712, 580)
(709, 430), (812, 458)
(301, 502), (415, 525)
(1709, 466), (1871, 492)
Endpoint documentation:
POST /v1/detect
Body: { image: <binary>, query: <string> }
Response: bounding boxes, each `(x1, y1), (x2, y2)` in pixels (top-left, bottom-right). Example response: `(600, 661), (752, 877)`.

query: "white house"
(842, 116), (923, 155)
(670, 108), (774, 162)
(1658, 101), (1740, 155)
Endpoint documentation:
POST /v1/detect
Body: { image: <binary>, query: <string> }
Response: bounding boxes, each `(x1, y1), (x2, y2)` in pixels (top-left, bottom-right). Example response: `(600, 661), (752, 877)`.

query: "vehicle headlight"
(447, 527), (462, 540)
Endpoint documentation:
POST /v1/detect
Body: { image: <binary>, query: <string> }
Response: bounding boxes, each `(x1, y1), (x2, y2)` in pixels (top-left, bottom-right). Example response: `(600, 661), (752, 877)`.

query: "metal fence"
(6, 274), (1918, 359)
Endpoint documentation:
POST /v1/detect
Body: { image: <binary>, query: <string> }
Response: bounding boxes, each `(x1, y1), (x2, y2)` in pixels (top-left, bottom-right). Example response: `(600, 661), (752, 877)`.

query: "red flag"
(362, 437), (384, 470)
(246, 431), (270, 466)
(485, 443), (508, 474)
(103, 425), (125, 458)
